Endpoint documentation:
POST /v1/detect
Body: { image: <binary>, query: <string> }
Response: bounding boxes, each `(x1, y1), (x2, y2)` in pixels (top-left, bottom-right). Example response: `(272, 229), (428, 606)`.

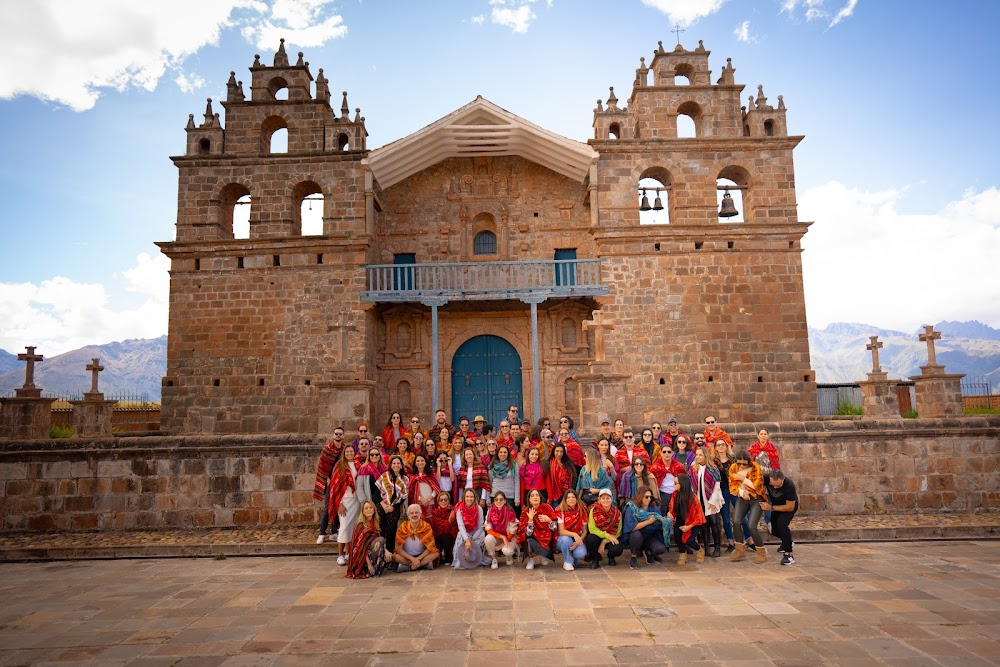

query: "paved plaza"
(0, 541), (998, 666)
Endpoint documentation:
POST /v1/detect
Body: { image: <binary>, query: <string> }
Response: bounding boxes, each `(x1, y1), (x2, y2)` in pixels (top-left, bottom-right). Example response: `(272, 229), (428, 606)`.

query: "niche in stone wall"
(547, 301), (591, 356)
(383, 306), (423, 361)
(397, 380), (412, 413)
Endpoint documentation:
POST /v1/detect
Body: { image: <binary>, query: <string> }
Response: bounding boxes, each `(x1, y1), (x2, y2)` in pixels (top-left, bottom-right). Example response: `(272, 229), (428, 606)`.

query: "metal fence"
(816, 383), (863, 416)
(11, 390), (162, 433)
(962, 375), (999, 410)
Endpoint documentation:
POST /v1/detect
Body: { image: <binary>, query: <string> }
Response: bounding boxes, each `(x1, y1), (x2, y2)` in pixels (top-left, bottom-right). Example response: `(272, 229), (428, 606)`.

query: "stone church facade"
(157, 38), (816, 435)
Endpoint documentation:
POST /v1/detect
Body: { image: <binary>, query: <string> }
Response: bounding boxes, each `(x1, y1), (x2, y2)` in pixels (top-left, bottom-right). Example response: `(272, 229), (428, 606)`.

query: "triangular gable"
(367, 96), (597, 189)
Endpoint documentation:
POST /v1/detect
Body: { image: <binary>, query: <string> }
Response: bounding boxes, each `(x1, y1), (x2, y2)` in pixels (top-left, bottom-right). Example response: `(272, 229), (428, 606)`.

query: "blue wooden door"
(451, 335), (522, 426)
(392, 253), (415, 291)
(554, 248), (577, 287)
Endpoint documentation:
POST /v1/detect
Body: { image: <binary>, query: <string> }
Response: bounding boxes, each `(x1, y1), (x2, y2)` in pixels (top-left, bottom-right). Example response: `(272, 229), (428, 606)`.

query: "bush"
(50, 424), (74, 438)
(902, 409), (918, 419)
(835, 402), (863, 416)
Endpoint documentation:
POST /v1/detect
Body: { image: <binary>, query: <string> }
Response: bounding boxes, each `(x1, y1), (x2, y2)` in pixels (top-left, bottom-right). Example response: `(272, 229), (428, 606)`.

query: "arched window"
(676, 101), (701, 138)
(717, 165), (751, 224)
(474, 230), (497, 255)
(764, 119), (775, 136)
(397, 380), (412, 413)
(564, 377), (578, 409)
(233, 194), (251, 239)
(219, 183), (251, 239)
(337, 133), (349, 151)
(198, 138), (211, 155)
(637, 167), (672, 225)
(293, 181), (323, 236)
(560, 317), (577, 348)
(609, 123), (620, 140)
(261, 116), (288, 154)
(397, 322), (412, 352)
(268, 77), (289, 101)
(674, 63), (694, 86)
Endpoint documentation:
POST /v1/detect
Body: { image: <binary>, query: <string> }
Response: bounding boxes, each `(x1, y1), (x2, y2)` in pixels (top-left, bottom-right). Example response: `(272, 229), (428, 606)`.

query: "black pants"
(628, 530), (667, 559)
(435, 534), (455, 563)
(584, 533), (625, 562)
(771, 509), (796, 553)
(318, 483), (340, 536)
(523, 537), (552, 560)
(673, 526), (700, 554)
(699, 511), (721, 551)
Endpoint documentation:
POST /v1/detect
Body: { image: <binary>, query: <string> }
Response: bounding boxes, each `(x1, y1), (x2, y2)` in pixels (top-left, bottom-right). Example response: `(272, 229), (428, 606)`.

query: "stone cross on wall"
(582, 310), (615, 363)
(17, 346), (43, 390)
(328, 310), (357, 368)
(86, 358), (104, 395)
(866, 336), (883, 373)
(919, 325), (942, 366)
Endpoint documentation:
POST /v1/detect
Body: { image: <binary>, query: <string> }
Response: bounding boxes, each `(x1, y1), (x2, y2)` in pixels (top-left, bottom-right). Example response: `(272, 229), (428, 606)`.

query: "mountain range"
(1, 320), (997, 403)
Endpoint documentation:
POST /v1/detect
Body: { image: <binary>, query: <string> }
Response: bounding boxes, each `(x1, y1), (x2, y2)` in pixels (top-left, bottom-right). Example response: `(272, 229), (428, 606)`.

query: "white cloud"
(174, 72), (206, 94)
(470, 14), (486, 25)
(801, 183), (1000, 332)
(491, 4), (537, 33)
(781, 0), (858, 28)
(734, 20), (758, 44)
(639, 0), (725, 27)
(0, 1), (347, 112)
(241, 0), (347, 49)
(0, 254), (170, 356)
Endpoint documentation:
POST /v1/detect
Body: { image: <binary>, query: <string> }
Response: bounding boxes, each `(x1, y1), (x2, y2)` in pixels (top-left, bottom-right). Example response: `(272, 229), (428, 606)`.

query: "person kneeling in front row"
(761, 470), (798, 565)
(584, 488), (625, 568)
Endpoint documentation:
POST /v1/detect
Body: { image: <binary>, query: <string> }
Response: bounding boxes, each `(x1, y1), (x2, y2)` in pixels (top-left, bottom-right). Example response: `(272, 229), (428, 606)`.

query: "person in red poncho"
(327, 444), (360, 566)
(651, 444), (687, 519)
(407, 453), (441, 521)
(545, 441), (576, 507)
(427, 491), (457, 564)
(668, 473), (706, 565)
(517, 489), (557, 569)
(313, 427), (346, 544)
(614, 429), (652, 470)
(381, 412), (404, 452)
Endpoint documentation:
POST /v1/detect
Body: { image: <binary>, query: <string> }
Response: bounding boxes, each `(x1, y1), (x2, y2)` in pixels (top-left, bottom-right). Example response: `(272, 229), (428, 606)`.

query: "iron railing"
(361, 258), (609, 303)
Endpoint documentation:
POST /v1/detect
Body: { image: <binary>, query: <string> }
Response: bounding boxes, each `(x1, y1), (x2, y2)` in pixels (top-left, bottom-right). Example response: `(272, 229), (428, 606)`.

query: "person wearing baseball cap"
(584, 487), (624, 568)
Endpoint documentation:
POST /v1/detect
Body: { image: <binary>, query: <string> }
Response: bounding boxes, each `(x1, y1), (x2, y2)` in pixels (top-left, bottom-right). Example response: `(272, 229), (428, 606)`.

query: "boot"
(731, 542), (747, 562)
(695, 547), (705, 563)
(677, 551), (689, 565)
(712, 546), (721, 558)
(754, 546), (767, 564)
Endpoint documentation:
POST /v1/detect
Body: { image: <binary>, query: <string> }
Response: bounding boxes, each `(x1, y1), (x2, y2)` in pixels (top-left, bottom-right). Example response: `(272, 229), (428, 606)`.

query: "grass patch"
(49, 424), (74, 438)
(214, 554), (227, 560)
(964, 406), (1000, 415)
(902, 409), (918, 419)
(835, 401), (863, 416)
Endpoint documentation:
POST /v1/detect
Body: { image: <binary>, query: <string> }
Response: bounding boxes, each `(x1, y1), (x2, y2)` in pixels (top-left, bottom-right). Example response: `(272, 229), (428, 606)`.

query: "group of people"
(313, 406), (798, 579)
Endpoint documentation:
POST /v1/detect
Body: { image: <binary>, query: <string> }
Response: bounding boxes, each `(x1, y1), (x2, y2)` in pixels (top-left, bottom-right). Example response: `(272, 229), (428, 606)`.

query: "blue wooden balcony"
(360, 259), (609, 303)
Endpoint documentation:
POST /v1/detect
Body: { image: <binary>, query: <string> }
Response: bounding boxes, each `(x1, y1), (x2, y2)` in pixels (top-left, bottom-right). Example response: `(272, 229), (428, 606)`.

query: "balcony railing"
(360, 259), (609, 303)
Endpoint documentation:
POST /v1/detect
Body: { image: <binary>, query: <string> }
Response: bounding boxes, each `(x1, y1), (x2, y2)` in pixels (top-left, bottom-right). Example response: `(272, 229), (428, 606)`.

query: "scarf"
(428, 504), (456, 537)
(407, 472), (441, 516)
(673, 449), (695, 471)
(559, 505), (586, 534)
(490, 457), (513, 480)
(618, 470), (638, 502)
(327, 461), (357, 515)
(456, 501), (481, 534)
(487, 504), (516, 536)
(624, 500), (672, 546)
(456, 460), (491, 500)
(591, 501), (621, 535)
(564, 440), (586, 467)
(313, 441), (340, 500)
(395, 518), (437, 553)
(346, 517), (381, 580)
(377, 471), (407, 506)
(548, 459), (572, 500)
(357, 456), (386, 479)
(517, 503), (556, 549)
(669, 491), (706, 543)
(750, 441), (781, 470)
(651, 455), (686, 486)
(521, 461), (544, 490)
(577, 464), (612, 492)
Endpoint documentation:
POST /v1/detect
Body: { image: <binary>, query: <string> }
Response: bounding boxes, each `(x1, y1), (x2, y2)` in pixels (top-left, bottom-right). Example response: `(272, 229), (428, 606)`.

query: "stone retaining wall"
(1, 417), (998, 532)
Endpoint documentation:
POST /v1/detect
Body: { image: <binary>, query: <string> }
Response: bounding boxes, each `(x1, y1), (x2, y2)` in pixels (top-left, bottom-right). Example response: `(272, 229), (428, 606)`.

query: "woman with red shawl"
(381, 412), (404, 452)
(517, 489), (557, 569)
(555, 490), (588, 571)
(345, 500), (390, 579)
(584, 488), (624, 568)
(453, 488), (490, 569)
(327, 444), (359, 566)
(668, 473), (706, 565)
(454, 447), (491, 505)
(428, 491), (457, 564)
(519, 446), (547, 506)
(545, 442), (576, 508)
(484, 491), (518, 568)
(407, 453), (441, 520)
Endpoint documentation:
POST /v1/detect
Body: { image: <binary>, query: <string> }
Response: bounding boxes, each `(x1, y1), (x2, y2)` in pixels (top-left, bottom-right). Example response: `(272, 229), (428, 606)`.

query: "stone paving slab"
(0, 541), (998, 666)
(2, 511), (999, 562)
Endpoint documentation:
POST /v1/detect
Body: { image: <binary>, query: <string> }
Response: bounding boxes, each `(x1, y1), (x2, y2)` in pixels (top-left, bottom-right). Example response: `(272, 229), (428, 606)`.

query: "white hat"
(598, 488), (614, 498)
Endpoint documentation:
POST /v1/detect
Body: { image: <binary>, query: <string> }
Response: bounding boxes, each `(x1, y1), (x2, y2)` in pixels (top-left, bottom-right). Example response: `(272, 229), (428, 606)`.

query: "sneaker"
(590, 560), (600, 569)
(506, 557), (513, 566)
(396, 564), (410, 573)
(608, 556), (617, 567)
(423, 562), (434, 571)
(725, 544), (735, 554)
(336, 555), (347, 566)
(629, 556), (638, 570)
(491, 559), (499, 570)
(563, 562), (575, 571)
(526, 558), (535, 570)
(777, 546), (786, 554)
(645, 553), (654, 565)
(766, 522), (772, 533)
(540, 557), (550, 567)
(316, 535), (325, 544)
(781, 553), (795, 566)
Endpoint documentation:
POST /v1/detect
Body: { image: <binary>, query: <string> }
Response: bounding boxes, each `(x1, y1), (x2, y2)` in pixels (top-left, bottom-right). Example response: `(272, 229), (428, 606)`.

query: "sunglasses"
(359, 428), (368, 432)
(560, 419), (569, 423)
(705, 420), (716, 424)
(411, 419), (420, 423)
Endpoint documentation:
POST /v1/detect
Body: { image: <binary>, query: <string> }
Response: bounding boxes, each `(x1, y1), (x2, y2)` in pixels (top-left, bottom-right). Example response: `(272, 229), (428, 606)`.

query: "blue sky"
(0, 0), (998, 355)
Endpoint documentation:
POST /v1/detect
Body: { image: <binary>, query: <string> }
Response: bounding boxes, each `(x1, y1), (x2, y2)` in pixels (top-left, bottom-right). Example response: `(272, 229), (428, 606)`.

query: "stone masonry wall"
(1, 417), (997, 533)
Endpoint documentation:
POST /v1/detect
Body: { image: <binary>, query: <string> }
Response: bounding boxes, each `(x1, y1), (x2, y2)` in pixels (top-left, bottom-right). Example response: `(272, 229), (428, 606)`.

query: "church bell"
(639, 189), (651, 211)
(652, 190), (664, 211)
(718, 190), (739, 218)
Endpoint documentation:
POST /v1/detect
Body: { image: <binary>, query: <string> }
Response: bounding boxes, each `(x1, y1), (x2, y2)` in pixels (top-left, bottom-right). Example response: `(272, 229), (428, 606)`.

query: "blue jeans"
(556, 535), (587, 566)
(719, 485), (734, 541)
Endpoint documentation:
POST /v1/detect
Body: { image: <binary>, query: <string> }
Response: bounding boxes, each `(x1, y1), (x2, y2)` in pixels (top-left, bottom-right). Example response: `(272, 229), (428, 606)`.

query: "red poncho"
(517, 503), (557, 550)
